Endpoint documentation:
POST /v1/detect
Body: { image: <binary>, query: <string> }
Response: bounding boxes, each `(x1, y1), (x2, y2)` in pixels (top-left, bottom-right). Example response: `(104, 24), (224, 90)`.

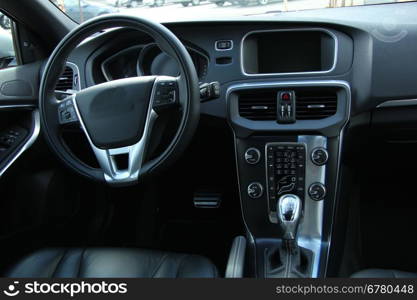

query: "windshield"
(50, 0), (413, 23)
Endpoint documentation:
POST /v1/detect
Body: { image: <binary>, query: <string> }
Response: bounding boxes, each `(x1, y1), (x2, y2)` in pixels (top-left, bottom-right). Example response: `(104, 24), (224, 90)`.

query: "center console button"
(311, 147), (328, 166)
(244, 147), (261, 164)
(247, 182), (263, 199)
(277, 91), (296, 124)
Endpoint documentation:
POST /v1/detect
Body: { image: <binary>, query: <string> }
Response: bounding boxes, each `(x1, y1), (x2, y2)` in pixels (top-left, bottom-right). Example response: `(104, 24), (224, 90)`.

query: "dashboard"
(66, 1), (417, 122)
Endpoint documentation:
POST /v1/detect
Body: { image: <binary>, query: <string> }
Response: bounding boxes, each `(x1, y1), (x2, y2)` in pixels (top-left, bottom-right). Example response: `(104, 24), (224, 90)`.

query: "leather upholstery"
(351, 269), (417, 278)
(6, 248), (218, 278)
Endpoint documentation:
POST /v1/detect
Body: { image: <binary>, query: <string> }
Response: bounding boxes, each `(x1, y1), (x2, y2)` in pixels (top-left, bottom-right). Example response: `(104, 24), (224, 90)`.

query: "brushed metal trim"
(298, 135), (327, 278)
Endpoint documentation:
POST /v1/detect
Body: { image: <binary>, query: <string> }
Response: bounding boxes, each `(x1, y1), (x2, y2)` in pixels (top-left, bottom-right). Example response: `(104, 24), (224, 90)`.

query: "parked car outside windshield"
(52, 0), (119, 23)
(49, 0), (414, 23)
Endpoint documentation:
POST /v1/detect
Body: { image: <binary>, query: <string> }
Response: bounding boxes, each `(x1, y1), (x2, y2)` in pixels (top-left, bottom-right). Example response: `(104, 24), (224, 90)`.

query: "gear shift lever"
(266, 194), (311, 278)
(277, 194), (301, 241)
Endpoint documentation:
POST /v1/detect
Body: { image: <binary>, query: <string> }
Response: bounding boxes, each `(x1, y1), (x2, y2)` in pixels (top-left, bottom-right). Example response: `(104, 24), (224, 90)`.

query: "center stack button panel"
(266, 143), (306, 221)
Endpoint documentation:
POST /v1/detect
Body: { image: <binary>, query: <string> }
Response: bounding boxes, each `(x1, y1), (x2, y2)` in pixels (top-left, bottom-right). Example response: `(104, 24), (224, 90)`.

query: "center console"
(227, 80), (350, 278)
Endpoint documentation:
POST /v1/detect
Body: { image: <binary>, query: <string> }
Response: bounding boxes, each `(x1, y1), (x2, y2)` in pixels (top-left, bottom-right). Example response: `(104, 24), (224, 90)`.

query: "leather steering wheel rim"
(39, 14), (200, 185)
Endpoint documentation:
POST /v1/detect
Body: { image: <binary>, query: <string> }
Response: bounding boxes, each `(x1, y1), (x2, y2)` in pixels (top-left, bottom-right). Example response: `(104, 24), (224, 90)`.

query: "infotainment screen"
(242, 30), (335, 74)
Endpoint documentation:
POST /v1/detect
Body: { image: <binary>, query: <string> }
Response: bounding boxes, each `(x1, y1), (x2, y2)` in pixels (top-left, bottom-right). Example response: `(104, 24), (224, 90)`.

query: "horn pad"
(76, 76), (156, 149)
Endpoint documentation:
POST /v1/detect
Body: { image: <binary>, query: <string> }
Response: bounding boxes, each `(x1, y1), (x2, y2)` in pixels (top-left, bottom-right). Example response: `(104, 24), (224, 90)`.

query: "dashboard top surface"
(67, 2), (417, 122)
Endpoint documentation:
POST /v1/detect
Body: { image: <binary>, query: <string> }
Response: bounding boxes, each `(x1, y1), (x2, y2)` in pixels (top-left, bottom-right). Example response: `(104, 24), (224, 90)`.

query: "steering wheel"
(39, 15), (200, 186)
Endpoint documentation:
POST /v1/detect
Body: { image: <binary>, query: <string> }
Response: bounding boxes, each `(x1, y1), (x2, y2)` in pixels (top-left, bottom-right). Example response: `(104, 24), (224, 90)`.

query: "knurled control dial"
(247, 182), (263, 199)
(244, 147), (261, 165)
(311, 147), (329, 166)
(308, 182), (326, 201)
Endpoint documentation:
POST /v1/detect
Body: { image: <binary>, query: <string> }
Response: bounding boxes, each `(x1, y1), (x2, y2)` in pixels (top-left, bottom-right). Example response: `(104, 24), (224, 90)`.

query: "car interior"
(1, 0), (417, 278)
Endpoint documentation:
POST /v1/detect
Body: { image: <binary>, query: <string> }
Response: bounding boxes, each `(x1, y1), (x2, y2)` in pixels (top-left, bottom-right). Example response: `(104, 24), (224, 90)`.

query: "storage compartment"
(242, 29), (336, 75)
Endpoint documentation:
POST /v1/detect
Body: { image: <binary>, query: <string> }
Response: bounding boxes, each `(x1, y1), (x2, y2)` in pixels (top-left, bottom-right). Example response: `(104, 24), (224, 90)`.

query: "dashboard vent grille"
(296, 91), (337, 120)
(55, 66), (74, 92)
(238, 91), (276, 120)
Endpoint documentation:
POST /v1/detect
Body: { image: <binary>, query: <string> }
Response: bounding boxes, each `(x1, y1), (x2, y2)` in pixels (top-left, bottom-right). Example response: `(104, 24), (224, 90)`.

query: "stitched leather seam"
(263, 248), (268, 278)
(150, 253), (168, 278)
(175, 254), (189, 278)
(211, 259), (218, 278)
(51, 249), (67, 278)
(77, 248), (86, 278)
(285, 242), (290, 278)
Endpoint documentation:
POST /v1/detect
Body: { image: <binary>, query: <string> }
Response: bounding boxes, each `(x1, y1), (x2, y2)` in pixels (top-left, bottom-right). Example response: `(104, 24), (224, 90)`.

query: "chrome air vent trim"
(55, 61), (81, 94)
(296, 91), (338, 120)
(226, 80), (350, 135)
(238, 90), (276, 121)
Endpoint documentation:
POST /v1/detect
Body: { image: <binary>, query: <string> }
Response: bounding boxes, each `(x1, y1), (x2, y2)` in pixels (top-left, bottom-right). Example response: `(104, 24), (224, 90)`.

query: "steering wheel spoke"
(70, 77), (167, 185)
(85, 110), (158, 185)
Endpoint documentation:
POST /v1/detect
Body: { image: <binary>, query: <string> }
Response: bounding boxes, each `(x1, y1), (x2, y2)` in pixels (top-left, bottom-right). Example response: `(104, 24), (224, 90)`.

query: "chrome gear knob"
(277, 194), (302, 240)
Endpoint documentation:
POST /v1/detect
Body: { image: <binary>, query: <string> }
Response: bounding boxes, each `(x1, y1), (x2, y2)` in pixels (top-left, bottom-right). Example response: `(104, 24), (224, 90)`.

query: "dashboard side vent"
(55, 66), (74, 92)
(238, 91), (276, 120)
(296, 91), (337, 120)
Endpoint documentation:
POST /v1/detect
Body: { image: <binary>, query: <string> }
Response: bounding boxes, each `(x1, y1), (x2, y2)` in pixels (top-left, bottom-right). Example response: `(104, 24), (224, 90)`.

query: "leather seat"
(5, 248), (218, 278)
(351, 269), (417, 278)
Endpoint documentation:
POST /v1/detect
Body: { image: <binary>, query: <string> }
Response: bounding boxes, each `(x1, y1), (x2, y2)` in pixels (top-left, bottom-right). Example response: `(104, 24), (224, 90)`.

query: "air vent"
(296, 91), (337, 120)
(55, 66), (74, 92)
(238, 91), (276, 120)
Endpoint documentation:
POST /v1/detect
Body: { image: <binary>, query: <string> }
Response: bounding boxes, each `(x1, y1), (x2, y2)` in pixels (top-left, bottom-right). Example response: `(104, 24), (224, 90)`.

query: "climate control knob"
(247, 182), (263, 199)
(311, 147), (328, 166)
(244, 147), (261, 165)
(308, 183), (326, 201)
